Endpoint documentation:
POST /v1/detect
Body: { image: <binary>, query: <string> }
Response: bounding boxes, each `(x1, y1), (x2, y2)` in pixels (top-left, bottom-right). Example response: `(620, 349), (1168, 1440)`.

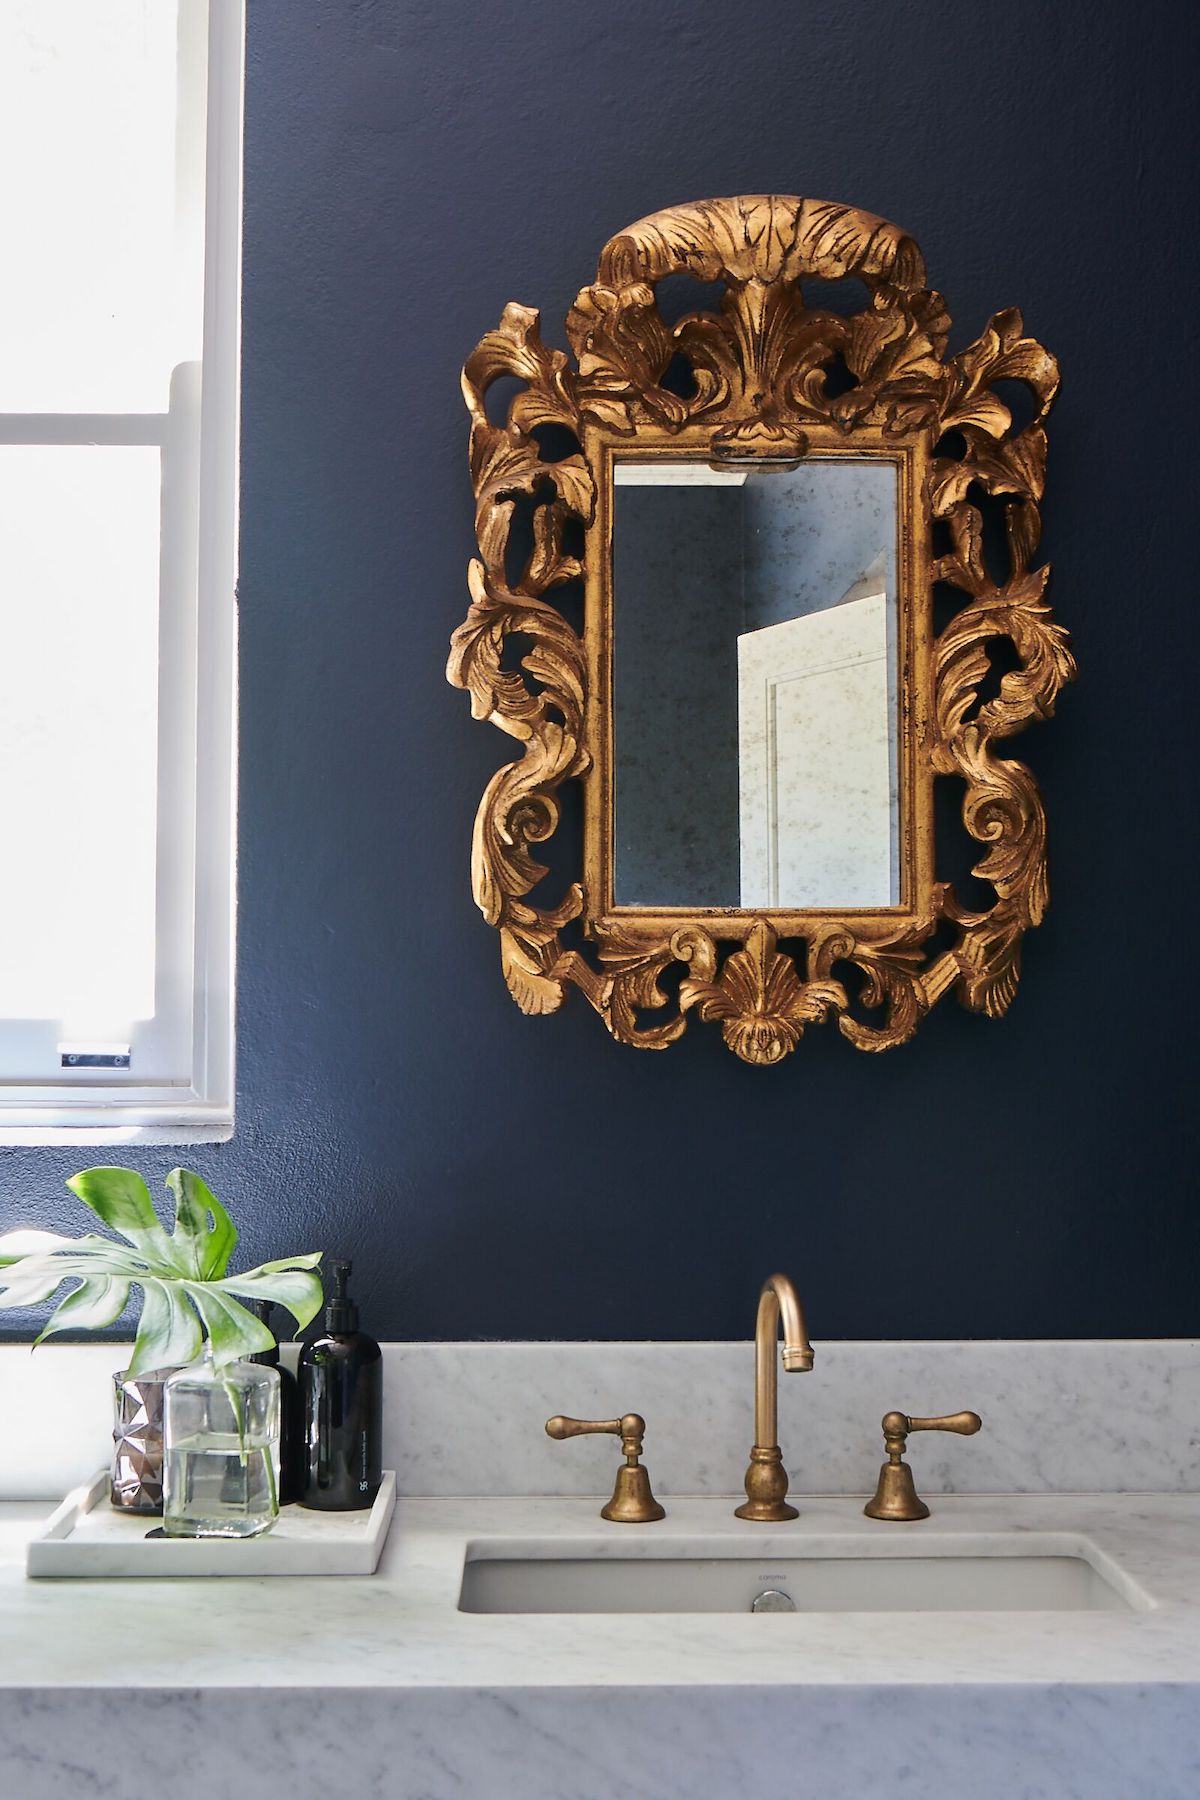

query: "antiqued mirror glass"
(612, 459), (899, 910)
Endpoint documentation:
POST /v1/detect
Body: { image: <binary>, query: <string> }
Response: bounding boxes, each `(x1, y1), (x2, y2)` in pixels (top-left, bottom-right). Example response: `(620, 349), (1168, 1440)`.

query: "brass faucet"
(545, 1413), (666, 1523)
(734, 1273), (814, 1522)
(864, 1410), (982, 1521)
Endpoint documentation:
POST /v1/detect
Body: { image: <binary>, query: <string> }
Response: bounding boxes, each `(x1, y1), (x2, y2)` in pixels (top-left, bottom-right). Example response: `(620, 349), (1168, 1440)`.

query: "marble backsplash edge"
(1, 1338), (1197, 1501)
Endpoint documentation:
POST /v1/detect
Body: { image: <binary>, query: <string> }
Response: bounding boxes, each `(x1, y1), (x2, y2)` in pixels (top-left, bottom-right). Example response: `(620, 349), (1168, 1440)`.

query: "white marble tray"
(25, 1469), (396, 1578)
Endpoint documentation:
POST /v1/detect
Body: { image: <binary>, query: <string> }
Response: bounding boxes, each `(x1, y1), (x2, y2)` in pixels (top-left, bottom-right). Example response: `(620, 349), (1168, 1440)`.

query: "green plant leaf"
(165, 1168), (237, 1280)
(0, 1262), (80, 1309)
(0, 1229), (79, 1266)
(128, 1279), (204, 1377)
(183, 1284), (274, 1370)
(35, 1276), (131, 1344)
(66, 1168), (174, 1264)
(0, 1239), (152, 1310)
(214, 1262), (325, 1335)
(238, 1253), (325, 1274)
(3, 1171), (322, 1374)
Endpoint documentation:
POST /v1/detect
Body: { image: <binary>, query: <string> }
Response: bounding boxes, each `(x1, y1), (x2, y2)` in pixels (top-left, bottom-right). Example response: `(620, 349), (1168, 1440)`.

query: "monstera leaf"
(0, 1167), (323, 1375)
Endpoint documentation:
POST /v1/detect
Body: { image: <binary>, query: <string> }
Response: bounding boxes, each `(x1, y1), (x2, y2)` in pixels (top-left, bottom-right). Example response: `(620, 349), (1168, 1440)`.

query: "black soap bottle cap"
(325, 1258), (359, 1335)
(247, 1298), (280, 1366)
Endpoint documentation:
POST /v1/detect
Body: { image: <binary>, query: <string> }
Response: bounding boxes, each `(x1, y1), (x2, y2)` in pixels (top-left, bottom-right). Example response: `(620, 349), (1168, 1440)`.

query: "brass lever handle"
(545, 1413), (664, 1523)
(865, 1408), (982, 1522)
(899, 1411), (982, 1438)
(547, 1414), (638, 1444)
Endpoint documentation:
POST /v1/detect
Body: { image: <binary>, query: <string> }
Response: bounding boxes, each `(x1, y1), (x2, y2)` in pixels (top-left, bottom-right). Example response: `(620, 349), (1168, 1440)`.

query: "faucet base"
(734, 1445), (798, 1523)
(734, 1498), (800, 1523)
(601, 1463), (666, 1524)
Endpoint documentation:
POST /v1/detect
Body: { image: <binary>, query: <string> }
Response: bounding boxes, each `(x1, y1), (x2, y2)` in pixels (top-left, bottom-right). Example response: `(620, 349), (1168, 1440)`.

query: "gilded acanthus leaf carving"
(680, 922), (847, 1067)
(448, 196), (1075, 1061)
(809, 925), (932, 1054)
(448, 561), (585, 741)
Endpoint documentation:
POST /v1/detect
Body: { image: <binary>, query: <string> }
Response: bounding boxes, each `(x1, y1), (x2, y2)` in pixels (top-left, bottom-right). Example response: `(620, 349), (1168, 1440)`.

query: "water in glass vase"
(163, 1353), (281, 1538)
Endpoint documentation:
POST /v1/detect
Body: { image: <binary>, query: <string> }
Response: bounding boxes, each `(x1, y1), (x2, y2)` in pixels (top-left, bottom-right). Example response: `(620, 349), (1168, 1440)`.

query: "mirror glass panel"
(612, 459), (900, 910)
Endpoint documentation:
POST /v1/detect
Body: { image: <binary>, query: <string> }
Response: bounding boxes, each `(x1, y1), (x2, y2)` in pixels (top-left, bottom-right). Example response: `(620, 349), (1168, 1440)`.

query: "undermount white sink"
(459, 1539), (1143, 1615)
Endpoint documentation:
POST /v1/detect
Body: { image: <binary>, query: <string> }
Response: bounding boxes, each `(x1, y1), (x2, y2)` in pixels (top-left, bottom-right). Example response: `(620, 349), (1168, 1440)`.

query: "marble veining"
(3, 1493), (1200, 1798)
(2, 1333), (1200, 1800)
(11, 1491), (1200, 1691)
(1, 1685), (1197, 1800)
(385, 1338), (1200, 1500)
(3, 1338), (1199, 1501)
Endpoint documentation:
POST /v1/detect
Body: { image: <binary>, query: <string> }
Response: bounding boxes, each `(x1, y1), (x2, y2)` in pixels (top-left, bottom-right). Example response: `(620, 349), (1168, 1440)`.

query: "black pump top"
(325, 1257), (359, 1335)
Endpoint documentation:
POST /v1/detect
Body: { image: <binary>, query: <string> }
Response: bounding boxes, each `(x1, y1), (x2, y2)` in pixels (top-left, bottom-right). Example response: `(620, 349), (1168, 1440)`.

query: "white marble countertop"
(3, 1490), (1200, 1692)
(5, 1339), (1200, 1798)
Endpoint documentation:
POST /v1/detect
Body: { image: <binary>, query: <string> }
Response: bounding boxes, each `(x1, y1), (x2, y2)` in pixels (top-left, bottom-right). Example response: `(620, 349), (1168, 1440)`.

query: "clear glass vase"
(162, 1350), (281, 1538)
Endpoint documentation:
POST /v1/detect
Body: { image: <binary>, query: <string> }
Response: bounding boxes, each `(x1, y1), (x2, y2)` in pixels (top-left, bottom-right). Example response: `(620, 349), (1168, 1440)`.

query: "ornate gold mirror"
(448, 195), (1074, 1064)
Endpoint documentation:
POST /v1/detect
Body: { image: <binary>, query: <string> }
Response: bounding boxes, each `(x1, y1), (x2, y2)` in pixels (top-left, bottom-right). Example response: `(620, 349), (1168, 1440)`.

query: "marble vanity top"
(2, 1491), (1199, 1692)
(3, 1340), (1200, 1797)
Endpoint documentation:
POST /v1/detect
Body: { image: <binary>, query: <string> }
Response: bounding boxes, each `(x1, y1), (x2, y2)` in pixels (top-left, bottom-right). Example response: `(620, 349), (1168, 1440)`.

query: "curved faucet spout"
(772, 1272), (815, 1369)
(735, 1273), (814, 1523)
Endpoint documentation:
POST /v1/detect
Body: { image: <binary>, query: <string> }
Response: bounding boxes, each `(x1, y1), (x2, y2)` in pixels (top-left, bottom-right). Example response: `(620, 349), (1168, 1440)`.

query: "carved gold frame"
(448, 195), (1075, 1064)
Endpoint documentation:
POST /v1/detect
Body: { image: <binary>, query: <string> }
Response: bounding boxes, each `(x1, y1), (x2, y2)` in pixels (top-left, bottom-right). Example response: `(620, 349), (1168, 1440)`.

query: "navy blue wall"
(2, 0), (1197, 1342)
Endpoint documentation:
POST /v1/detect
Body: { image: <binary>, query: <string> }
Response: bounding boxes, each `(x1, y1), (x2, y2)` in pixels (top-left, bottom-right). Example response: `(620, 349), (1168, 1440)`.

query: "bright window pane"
(0, 2), (203, 412)
(0, 446), (160, 1022)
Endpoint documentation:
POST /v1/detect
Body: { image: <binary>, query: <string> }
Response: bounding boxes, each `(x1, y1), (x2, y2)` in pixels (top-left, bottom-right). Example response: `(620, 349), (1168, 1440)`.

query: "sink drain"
(750, 1588), (796, 1613)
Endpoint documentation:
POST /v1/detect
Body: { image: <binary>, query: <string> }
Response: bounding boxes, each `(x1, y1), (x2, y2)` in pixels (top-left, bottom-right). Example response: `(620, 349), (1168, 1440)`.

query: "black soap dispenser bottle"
(297, 1258), (382, 1510)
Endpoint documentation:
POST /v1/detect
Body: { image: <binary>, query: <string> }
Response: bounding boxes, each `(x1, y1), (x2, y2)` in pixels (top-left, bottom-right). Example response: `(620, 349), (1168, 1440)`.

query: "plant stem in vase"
(163, 1348), (281, 1538)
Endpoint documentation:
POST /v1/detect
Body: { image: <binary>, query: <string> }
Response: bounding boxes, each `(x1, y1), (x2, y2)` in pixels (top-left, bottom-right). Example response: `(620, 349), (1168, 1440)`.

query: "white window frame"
(0, 2), (242, 1145)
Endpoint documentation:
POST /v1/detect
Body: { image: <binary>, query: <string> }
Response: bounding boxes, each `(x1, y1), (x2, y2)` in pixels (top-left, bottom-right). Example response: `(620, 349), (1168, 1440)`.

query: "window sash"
(0, 2), (240, 1140)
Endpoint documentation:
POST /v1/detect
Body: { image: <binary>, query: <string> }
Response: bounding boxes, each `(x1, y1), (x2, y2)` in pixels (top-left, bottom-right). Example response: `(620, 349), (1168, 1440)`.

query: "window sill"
(0, 1104), (233, 1146)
